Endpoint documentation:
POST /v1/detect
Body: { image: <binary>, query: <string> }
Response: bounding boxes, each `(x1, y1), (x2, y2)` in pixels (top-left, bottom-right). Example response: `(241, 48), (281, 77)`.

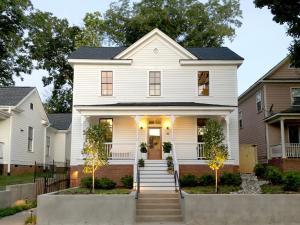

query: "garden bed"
(183, 185), (240, 194)
(58, 187), (132, 194)
(261, 184), (300, 194)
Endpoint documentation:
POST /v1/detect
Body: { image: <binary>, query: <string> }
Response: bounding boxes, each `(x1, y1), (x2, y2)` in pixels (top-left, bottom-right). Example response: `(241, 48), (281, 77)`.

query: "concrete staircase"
(140, 160), (175, 191)
(136, 191), (183, 223)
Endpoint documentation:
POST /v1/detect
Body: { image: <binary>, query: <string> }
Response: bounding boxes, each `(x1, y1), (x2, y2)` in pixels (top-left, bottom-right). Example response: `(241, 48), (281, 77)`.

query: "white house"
(68, 29), (243, 189)
(0, 87), (72, 175)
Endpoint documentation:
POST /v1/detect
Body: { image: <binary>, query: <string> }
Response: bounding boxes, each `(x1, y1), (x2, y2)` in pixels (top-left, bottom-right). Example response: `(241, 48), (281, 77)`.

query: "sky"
(15, 0), (292, 101)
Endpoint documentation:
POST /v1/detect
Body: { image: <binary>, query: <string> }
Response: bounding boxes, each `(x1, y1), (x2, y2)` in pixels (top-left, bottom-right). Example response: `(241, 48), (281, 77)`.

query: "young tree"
(254, 0), (300, 67)
(82, 123), (110, 193)
(203, 119), (228, 193)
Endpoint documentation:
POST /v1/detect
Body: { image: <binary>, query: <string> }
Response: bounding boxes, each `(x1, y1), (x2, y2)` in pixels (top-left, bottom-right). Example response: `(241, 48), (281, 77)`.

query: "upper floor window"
(239, 111), (243, 129)
(99, 118), (113, 142)
(30, 103), (33, 110)
(28, 126), (33, 152)
(291, 88), (300, 105)
(46, 136), (50, 156)
(149, 71), (161, 96)
(198, 71), (209, 96)
(101, 71), (113, 96)
(256, 91), (262, 112)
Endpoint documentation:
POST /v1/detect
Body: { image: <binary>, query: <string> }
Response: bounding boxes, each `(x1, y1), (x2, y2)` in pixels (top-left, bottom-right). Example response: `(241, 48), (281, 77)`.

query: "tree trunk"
(215, 169), (218, 193)
(92, 160), (95, 194)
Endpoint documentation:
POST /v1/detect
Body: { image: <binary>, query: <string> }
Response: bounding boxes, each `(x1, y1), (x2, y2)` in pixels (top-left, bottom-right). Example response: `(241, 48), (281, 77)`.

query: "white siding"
(10, 91), (48, 165)
(0, 118), (10, 164)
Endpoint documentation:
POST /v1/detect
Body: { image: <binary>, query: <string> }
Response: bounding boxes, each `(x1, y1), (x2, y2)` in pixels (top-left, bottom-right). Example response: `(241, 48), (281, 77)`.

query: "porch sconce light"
(140, 125), (144, 130)
(166, 126), (170, 130)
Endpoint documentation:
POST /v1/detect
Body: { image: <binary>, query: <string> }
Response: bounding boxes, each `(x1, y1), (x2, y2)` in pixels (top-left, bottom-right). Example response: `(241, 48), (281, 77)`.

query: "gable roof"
(48, 113), (72, 130)
(0, 87), (35, 106)
(239, 56), (289, 101)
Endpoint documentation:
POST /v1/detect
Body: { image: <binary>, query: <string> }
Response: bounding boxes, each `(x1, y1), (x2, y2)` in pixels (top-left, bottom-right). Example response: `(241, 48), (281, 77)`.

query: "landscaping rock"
(231, 173), (268, 194)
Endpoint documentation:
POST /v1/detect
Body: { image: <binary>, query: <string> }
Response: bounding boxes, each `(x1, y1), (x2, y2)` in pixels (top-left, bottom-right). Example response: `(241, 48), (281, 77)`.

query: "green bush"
(80, 177), (94, 189)
(283, 171), (300, 191)
(138, 158), (145, 167)
(198, 174), (215, 186)
(0, 201), (36, 218)
(265, 166), (283, 185)
(220, 172), (242, 186)
(121, 175), (133, 189)
(97, 178), (116, 189)
(254, 163), (268, 178)
(180, 174), (197, 187)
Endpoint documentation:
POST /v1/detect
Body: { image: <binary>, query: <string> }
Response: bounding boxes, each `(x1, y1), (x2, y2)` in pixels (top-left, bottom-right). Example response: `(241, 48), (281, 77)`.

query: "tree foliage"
(254, 0), (300, 67)
(82, 123), (110, 193)
(96, 0), (242, 47)
(0, 0), (32, 86)
(203, 119), (228, 193)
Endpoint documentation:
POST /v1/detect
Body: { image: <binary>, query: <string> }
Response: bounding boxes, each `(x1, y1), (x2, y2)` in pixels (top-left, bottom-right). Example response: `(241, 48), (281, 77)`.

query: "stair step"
(140, 186), (175, 190)
(137, 209), (181, 216)
(140, 174), (173, 178)
(136, 215), (182, 222)
(140, 182), (175, 187)
(144, 160), (167, 163)
(140, 178), (174, 182)
(140, 170), (169, 175)
(138, 198), (179, 204)
(137, 203), (180, 209)
(140, 167), (167, 171)
(139, 193), (179, 198)
(144, 163), (167, 167)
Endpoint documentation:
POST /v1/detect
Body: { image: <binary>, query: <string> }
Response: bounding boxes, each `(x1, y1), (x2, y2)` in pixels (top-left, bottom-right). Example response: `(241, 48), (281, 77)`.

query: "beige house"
(239, 56), (300, 170)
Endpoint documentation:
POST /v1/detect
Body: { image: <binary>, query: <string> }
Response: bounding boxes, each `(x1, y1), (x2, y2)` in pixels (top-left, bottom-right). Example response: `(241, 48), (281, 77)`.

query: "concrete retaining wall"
(0, 183), (36, 208)
(182, 193), (300, 225)
(37, 191), (136, 225)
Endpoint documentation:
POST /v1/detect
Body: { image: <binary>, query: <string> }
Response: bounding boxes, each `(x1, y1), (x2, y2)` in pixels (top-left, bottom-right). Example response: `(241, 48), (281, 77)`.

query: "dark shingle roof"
(0, 87), (35, 106)
(48, 113), (72, 130)
(75, 102), (236, 107)
(69, 46), (243, 61)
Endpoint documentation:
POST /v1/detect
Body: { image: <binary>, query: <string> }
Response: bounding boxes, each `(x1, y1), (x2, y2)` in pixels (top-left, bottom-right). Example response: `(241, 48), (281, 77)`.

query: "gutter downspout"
(7, 107), (13, 175)
(43, 123), (51, 169)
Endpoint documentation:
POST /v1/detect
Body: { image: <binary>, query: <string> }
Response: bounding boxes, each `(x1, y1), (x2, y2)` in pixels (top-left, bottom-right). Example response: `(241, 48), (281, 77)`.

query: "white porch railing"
(174, 142), (206, 160)
(197, 142), (205, 159)
(104, 143), (135, 160)
(270, 143), (300, 158)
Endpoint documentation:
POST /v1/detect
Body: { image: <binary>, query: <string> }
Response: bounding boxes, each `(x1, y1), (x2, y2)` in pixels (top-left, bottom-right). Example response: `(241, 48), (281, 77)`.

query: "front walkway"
(0, 208), (36, 225)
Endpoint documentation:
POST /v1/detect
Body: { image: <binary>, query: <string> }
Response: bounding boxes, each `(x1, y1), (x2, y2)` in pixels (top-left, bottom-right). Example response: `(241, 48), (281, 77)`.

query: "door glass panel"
(289, 126), (299, 143)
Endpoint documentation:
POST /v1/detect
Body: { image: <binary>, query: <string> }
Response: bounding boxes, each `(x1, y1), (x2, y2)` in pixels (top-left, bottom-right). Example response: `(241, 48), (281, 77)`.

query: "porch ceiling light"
(164, 121), (171, 130)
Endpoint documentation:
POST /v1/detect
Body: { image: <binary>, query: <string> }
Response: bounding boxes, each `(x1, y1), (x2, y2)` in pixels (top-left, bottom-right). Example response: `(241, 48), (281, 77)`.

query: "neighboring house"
(68, 29), (243, 188)
(239, 56), (300, 171)
(0, 87), (49, 175)
(47, 113), (72, 168)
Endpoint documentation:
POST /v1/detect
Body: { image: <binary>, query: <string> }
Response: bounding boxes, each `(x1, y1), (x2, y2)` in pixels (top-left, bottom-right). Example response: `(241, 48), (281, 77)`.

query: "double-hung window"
(197, 119), (207, 142)
(198, 71), (209, 96)
(291, 88), (300, 105)
(99, 118), (113, 142)
(256, 91), (262, 112)
(28, 127), (33, 152)
(149, 71), (161, 96)
(101, 71), (113, 96)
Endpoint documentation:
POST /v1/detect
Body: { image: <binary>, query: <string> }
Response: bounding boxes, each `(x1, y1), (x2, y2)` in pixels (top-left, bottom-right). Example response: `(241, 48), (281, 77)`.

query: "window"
(291, 88), (300, 105)
(28, 127), (33, 152)
(197, 118), (207, 142)
(30, 103), (33, 110)
(101, 71), (113, 96)
(256, 91), (262, 112)
(99, 118), (113, 142)
(198, 71), (209, 96)
(46, 136), (50, 156)
(149, 71), (161, 96)
(239, 111), (243, 129)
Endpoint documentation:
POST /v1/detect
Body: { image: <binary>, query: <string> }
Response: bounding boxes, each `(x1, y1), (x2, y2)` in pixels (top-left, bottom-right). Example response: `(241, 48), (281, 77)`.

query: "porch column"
(170, 115), (176, 145)
(280, 119), (286, 158)
(81, 115), (89, 150)
(225, 115), (231, 159)
(134, 116), (142, 187)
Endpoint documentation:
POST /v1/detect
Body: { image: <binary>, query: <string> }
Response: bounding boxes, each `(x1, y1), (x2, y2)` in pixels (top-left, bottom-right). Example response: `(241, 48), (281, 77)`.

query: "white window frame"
(99, 69), (115, 97)
(239, 111), (243, 129)
(28, 126), (34, 152)
(147, 70), (163, 97)
(256, 91), (262, 113)
(46, 136), (51, 157)
(290, 87), (300, 106)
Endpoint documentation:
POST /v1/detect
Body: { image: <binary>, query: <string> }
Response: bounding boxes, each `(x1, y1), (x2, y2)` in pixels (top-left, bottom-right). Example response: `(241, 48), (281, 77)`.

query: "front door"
(148, 128), (162, 160)
(289, 126), (299, 143)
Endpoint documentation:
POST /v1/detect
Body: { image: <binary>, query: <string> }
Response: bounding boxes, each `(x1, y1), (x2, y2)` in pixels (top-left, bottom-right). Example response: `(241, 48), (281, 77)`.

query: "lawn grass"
(183, 185), (240, 194)
(0, 174), (34, 187)
(260, 184), (300, 194)
(58, 187), (132, 195)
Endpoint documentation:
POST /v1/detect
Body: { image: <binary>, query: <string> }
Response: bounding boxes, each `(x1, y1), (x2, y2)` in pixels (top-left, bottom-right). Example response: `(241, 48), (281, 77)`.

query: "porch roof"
(75, 102), (236, 107)
(264, 107), (300, 123)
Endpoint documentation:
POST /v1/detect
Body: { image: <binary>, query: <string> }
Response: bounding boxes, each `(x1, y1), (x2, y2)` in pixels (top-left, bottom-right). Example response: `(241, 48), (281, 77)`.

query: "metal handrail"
(174, 170), (183, 199)
(135, 165), (140, 199)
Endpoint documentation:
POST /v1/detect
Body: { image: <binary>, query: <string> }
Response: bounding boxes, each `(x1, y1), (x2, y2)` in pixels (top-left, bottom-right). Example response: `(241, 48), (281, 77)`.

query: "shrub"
(198, 174), (215, 186)
(180, 174), (197, 187)
(97, 178), (116, 189)
(140, 142), (147, 153)
(138, 158), (144, 167)
(121, 175), (133, 189)
(163, 142), (172, 153)
(254, 163), (268, 178)
(220, 172), (242, 186)
(265, 166), (283, 185)
(283, 171), (300, 191)
(80, 177), (93, 189)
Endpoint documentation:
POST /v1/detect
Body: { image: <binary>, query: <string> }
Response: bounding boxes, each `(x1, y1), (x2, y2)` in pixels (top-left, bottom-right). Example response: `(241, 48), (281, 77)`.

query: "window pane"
(99, 119), (113, 142)
(197, 119), (207, 142)
(198, 72), (209, 96)
(101, 71), (113, 96)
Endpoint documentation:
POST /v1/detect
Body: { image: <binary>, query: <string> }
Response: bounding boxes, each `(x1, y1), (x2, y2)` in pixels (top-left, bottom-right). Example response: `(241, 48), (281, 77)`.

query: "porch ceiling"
(264, 112), (300, 124)
(0, 110), (10, 120)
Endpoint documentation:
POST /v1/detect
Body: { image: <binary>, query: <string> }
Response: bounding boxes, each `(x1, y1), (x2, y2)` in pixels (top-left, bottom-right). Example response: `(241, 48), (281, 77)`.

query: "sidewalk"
(0, 208), (36, 225)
